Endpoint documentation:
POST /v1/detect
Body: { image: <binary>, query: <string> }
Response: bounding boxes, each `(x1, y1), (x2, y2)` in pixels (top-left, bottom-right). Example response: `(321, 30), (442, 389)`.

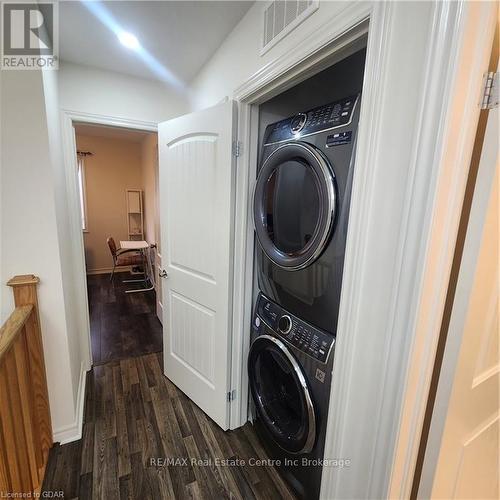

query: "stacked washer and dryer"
(248, 48), (366, 500)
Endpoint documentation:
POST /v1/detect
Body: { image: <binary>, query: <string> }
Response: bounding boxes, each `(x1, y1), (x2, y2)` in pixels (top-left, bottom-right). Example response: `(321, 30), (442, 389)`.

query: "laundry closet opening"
(247, 43), (367, 500)
(73, 123), (162, 365)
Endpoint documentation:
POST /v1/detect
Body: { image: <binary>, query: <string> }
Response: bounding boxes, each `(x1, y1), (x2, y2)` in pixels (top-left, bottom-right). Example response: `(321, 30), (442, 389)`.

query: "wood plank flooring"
(42, 352), (296, 500)
(87, 273), (162, 365)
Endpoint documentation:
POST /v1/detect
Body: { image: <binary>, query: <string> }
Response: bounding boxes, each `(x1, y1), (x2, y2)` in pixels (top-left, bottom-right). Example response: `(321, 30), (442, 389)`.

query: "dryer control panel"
(255, 293), (335, 364)
(263, 94), (359, 145)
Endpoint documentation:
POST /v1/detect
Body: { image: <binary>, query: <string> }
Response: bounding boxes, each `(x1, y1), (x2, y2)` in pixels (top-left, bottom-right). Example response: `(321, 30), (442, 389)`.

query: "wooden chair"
(107, 237), (143, 282)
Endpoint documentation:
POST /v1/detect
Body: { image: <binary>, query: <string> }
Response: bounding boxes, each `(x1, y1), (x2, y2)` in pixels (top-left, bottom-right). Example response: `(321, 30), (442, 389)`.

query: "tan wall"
(77, 134), (143, 272)
(141, 134), (159, 245)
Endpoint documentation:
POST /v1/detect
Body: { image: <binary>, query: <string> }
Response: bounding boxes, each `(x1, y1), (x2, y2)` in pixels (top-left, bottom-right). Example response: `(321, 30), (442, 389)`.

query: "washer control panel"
(255, 293), (335, 363)
(264, 94), (359, 145)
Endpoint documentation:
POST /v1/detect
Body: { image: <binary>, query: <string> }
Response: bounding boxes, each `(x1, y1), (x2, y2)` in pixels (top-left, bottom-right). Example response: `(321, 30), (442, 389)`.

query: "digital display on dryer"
(263, 94), (358, 145)
(257, 294), (335, 363)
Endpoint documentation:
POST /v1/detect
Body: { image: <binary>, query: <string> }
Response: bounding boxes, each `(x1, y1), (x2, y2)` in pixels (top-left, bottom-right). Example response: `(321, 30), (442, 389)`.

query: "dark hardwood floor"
(87, 272), (163, 365)
(42, 352), (296, 500)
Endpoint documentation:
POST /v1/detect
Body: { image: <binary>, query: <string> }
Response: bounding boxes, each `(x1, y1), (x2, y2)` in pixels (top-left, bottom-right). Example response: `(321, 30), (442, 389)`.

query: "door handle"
(159, 269), (168, 278)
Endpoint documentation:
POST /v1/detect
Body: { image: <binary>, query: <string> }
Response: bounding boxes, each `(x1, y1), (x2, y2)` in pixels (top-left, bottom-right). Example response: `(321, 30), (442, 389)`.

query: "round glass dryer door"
(248, 335), (316, 454)
(253, 142), (336, 270)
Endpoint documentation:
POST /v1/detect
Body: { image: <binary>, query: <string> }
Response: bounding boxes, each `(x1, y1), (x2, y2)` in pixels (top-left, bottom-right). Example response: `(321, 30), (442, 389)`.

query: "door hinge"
(227, 389), (236, 402)
(480, 71), (499, 110)
(232, 141), (242, 157)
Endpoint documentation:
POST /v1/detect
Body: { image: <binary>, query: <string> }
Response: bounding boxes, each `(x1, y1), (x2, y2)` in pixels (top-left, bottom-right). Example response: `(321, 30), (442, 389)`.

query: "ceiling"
(59, 1), (253, 86)
(74, 123), (154, 142)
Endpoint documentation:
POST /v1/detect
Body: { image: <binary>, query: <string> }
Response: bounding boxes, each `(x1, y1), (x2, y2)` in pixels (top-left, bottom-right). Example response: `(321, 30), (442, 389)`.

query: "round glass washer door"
(253, 142), (336, 270)
(248, 334), (316, 454)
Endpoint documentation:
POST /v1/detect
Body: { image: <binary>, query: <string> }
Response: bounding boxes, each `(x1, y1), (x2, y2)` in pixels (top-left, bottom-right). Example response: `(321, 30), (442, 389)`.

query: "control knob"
(290, 113), (307, 134)
(278, 315), (292, 335)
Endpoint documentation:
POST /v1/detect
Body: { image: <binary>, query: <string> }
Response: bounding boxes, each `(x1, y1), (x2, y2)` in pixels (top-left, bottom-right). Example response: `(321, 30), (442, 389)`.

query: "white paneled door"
(158, 101), (236, 429)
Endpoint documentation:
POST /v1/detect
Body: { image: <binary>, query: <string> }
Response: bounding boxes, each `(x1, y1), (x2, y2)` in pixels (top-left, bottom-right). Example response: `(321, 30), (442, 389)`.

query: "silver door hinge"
(480, 71), (499, 109)
(232, 141), (242, 157)
(227, 389), (236, 402)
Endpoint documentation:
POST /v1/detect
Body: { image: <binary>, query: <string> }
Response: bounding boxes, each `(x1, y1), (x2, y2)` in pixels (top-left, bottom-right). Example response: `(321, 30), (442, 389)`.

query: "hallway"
(42, 352), (295, 499)
(87, 273), (162, 365)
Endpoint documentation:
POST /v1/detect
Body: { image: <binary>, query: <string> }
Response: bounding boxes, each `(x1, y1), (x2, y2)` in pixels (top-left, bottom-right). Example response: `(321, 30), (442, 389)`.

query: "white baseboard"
(53, 361), (88, 444)
(86, 266), (132, 275)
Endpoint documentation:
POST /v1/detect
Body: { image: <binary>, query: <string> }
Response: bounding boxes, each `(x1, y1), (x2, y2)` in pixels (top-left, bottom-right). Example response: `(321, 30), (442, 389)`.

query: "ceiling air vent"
(261, 0), (319, 55)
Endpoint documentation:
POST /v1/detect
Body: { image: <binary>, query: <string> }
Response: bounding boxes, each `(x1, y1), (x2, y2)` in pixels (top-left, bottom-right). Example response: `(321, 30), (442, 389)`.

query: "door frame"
(231, 1), (371, 433)
(388, 4), (497, 497)
(418, 83), (498, 500)
(230, 1), (496, 499)
(415, 39), (499, 500)
(60, 109), (158, 378)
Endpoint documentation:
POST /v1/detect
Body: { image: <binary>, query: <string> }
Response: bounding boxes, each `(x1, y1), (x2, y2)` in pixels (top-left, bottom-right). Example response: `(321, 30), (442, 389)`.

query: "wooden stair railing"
(0, 275), (52, 495)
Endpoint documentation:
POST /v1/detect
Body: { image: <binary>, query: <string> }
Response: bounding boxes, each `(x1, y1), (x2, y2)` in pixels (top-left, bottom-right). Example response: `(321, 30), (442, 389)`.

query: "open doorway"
(73, 123), (162, 365)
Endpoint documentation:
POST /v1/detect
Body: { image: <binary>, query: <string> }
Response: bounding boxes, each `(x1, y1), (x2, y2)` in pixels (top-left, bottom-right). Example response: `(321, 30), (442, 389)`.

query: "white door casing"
(388, 3), (498, 497)
(419, 66), (499, 499)
(158, 101), (237, 429)
(60, 108), (157, 443)
(432, 141), (499, 500)
(155, 251), (163, 323)
(154, 140), (163, 323)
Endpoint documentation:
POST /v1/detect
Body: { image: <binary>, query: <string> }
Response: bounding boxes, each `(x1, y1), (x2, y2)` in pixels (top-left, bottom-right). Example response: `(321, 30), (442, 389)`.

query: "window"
(77, 156), (88, 231)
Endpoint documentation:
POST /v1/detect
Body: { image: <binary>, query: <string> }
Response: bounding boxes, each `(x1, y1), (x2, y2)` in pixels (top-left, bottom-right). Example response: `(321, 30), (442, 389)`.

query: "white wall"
(42, 67), (87, 419)
(0, 69), (80, 439)
(59, 61), (189, 123)
(190, 1), (353, 110)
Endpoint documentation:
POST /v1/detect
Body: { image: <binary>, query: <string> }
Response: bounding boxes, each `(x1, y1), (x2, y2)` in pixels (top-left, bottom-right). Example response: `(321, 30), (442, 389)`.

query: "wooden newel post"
(7, 274), (40, 305)
(6, 275), (53, 485)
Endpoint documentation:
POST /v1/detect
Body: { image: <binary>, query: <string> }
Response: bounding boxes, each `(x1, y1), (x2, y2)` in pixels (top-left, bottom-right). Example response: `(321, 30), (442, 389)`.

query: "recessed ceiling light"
(118, 31), (140, 50)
